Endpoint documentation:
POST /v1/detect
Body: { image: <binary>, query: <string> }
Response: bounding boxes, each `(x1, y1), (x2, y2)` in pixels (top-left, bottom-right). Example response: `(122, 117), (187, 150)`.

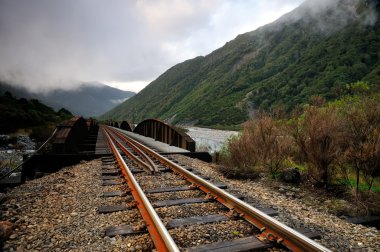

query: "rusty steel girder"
(133, 119), (195, 152)
(120, 120), (134, 131)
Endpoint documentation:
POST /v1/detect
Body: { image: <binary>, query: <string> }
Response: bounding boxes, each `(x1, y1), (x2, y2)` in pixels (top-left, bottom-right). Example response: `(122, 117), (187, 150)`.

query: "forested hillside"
(101, 0), (380, 127)
(0, 91), (72, 134)
(0, 82), (135, 117)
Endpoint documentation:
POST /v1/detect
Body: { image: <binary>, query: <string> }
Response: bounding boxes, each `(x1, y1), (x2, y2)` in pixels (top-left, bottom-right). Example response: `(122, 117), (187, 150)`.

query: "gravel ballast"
(0, 159), (153, 251)
(172, 154), (380, 252)
(1, 155), (379, 251)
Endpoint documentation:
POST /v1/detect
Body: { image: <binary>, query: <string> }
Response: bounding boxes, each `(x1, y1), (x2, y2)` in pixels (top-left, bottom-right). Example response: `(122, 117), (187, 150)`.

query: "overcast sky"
(0, 0), (304, 93)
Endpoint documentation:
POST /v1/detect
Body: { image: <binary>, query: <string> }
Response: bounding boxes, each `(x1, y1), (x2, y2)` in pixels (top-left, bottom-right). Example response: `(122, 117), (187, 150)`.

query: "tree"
(343, 95), (380, 193)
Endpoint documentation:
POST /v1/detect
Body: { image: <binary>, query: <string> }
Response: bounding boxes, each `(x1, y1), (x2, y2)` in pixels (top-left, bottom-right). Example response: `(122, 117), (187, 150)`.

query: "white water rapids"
(185, 127), (239, 153)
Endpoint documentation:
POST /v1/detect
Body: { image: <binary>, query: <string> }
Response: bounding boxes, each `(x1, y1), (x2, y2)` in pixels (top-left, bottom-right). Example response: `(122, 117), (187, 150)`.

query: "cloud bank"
(0, 0), (303, 93)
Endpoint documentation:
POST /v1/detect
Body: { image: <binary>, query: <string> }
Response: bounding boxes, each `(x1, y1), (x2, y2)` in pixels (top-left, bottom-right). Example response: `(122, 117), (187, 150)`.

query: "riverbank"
(0, 135), (35, 177)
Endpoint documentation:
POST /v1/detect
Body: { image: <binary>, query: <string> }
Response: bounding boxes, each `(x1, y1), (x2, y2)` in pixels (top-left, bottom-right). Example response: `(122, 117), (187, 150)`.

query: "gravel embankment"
(0, 159), (154, 251)
(172, 154), (380, 252)
(1, 155), (379, 251)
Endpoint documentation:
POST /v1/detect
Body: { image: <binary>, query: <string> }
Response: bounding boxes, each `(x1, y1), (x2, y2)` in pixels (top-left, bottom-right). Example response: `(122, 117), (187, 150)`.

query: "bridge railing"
(51, 116), (88, 153)
(120, 120), (134, 131)
(133, 119), (195, 152)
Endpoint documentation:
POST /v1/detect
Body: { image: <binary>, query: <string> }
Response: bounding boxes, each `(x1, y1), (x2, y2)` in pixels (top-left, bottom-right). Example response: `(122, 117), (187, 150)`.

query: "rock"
(281, 167), (301, 184)
(9, 233), (17, 239)
(286, 191), (295, 197)
(16, 245), (24, 251)
(16, 135), (35, 150)
(0, 221), (15, 240)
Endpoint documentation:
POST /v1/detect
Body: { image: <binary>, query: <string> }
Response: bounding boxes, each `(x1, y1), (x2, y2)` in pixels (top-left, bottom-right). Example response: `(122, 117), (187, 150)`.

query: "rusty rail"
(104, 127), (158, 172)
(108, 126), (331, 252)
(102, 127), (180, 252)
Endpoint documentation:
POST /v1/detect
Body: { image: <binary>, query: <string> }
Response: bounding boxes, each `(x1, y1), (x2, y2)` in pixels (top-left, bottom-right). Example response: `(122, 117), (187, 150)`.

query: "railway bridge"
(0, 116), (332, 252)
(0, 117), (209, 186)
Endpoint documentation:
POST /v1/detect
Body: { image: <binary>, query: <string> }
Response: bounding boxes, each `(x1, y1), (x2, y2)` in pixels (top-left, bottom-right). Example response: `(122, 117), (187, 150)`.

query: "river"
(185, 127), (239, 153)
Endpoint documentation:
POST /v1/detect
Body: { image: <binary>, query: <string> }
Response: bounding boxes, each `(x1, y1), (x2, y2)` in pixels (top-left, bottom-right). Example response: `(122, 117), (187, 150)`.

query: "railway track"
(99, 125), (331, 252)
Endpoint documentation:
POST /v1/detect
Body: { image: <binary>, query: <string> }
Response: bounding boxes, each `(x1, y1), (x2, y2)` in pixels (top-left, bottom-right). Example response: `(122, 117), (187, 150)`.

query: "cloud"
(110, 98), (129, 105)
(0, 0), (304, 93)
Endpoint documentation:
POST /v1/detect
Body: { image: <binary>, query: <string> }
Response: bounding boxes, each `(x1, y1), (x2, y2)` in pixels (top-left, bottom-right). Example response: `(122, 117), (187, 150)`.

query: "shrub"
(291, 106), (345, 188)
(220, 116), (292, 178)
(220, 87), (380, 197)
(341, 95), (380, 193)
(220, 133), (259, 179)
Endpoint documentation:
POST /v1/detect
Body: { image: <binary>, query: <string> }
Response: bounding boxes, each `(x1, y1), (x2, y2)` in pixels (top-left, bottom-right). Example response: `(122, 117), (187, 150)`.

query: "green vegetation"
(0, 91), (73, 134)
(101, 0), (380, 128)
(220, 83), (380, 210)
(0, 152), (21, 175)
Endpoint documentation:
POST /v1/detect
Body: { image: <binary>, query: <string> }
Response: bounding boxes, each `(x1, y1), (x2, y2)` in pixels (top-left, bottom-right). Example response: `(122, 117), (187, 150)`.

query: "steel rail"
(112, 127), (166, 158)
(105, 128), (154, 173)
(102, 128), (180, 252)
(108, 128), (158, 172)
(111, 126), (331, 252)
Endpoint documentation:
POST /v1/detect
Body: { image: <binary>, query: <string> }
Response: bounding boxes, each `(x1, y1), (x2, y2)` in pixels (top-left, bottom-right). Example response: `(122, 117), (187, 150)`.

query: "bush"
(291, 106), (345, 188)
(220, 133), (259, 179)
(220, 116), (292, 178)
(220, 87), (380, 196)
(340, 95), (380, 194)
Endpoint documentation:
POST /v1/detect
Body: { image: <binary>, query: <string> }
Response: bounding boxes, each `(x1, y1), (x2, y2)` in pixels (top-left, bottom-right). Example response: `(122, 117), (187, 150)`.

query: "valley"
(1, 0), (380, 251)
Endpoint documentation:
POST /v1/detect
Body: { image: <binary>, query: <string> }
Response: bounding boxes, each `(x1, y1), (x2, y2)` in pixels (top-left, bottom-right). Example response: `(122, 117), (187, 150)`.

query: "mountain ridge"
(0, 82), (135, 117)
(101, 0), (380, 126)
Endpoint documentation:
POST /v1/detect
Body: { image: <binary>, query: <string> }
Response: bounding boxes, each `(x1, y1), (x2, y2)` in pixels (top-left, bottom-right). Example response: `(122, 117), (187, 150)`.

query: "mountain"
(0, 82), (135, 117)
(0, 91), (72, 134)
(100, 0), (380, 127)
(39, 83), (135, 117)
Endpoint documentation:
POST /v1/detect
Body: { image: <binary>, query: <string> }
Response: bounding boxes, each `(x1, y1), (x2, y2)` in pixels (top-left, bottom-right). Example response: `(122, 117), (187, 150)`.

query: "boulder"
(281, 167), (301, 184)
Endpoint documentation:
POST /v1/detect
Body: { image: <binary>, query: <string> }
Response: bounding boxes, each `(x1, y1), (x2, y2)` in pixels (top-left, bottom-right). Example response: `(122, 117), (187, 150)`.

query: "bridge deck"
(95, 129), (112, 155)
(113, 127), (190, 153)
